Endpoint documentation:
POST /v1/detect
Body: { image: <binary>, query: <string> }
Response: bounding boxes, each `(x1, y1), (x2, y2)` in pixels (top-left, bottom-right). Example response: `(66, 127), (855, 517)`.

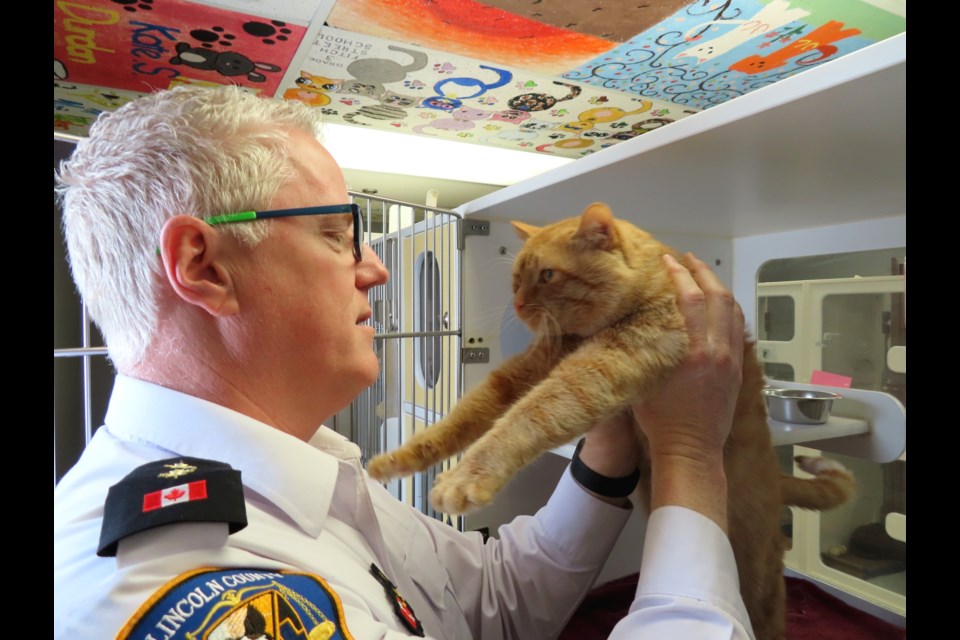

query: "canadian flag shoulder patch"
(142, 479), (208, 511)
(97, 456), (247, 557)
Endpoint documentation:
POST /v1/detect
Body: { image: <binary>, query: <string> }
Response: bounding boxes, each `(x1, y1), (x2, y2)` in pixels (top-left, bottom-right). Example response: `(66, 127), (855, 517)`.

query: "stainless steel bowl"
(763, 388), (842, 424)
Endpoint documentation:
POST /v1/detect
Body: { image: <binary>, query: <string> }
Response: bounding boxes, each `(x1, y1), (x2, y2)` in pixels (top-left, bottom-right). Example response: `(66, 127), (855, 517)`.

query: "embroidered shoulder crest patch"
(118, 568), (355, 640)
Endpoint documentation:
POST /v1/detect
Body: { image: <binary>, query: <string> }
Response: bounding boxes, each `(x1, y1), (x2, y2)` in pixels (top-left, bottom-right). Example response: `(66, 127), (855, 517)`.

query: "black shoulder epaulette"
(97, 456), (247, 557)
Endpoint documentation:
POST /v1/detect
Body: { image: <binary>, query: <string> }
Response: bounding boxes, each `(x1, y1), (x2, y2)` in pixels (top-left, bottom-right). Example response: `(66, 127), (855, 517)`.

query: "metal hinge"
(460, 218), (490, 249)
(463, 219), (491, 236)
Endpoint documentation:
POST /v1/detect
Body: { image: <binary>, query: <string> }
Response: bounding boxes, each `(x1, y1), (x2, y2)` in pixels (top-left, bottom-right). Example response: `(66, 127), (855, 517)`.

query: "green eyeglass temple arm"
(154, 212), (258, 253)
(206, 211), (259, 225)
(206, 204), (357, 226)
(156, 204), (361, 259)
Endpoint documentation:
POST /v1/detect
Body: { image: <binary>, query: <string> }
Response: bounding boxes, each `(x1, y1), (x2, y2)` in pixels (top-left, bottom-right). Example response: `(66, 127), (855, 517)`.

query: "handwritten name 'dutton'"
(59, 1), (181, 72)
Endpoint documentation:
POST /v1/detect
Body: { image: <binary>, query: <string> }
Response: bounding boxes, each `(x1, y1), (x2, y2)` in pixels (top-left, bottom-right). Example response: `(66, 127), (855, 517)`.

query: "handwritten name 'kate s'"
(58, 2), (182, 79)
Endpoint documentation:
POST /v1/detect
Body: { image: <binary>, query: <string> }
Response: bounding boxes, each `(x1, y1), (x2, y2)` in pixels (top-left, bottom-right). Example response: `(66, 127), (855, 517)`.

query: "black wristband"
(570, 438), (641, 498)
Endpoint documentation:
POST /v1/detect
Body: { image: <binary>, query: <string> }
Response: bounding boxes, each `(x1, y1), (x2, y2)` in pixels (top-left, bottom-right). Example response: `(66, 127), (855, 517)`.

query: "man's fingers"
(686, 253), (746, 368)
(662, 253), (707, 346)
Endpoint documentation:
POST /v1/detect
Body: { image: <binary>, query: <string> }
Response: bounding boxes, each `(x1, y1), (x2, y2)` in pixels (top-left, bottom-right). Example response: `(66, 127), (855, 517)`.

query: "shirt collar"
(103, 374), (357, 537)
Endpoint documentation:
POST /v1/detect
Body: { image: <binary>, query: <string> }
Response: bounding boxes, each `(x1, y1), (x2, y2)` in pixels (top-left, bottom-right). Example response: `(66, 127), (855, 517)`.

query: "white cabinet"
(758, 274), (906, 619)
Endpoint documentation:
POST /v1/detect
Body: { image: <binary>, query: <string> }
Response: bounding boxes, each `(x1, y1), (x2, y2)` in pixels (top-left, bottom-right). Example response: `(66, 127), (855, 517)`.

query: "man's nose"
(357, 244), (389, 288)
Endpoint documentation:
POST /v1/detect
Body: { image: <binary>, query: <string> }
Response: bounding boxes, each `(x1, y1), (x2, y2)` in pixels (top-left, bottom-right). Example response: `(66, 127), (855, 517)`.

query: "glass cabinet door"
(757, 249), (906, 616)
(812, 287), (905, 597)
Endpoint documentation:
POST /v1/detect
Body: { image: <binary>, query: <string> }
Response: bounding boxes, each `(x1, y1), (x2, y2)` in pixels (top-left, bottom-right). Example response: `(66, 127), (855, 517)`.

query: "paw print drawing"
(111, 0), (155, 13)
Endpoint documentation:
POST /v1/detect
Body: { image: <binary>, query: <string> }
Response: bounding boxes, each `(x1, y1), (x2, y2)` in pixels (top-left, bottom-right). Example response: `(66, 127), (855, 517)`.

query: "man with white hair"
(54, 85), (753, 639)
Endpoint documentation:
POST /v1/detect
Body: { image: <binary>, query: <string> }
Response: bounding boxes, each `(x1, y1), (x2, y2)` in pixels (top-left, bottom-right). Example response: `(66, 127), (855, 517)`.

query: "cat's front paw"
(367, 440), (445, 480)
(367, 453), (406, 480)
(429, 464), (500, 515)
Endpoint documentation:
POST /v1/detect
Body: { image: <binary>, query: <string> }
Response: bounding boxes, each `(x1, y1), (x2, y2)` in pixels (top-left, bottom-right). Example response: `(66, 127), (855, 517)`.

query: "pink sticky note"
(810, 370), (853, 388)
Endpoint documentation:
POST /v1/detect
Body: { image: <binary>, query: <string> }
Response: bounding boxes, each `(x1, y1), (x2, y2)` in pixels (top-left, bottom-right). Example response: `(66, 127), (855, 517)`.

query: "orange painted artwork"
(323, 0), (677, 75)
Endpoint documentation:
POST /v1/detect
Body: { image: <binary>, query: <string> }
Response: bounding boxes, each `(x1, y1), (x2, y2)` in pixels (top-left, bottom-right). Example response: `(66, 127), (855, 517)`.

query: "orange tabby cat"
(368, 202), (854, 640)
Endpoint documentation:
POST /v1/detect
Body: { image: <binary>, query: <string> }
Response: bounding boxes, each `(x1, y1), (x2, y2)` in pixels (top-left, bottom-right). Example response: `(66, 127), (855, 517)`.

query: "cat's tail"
(780, 455), (856, 510)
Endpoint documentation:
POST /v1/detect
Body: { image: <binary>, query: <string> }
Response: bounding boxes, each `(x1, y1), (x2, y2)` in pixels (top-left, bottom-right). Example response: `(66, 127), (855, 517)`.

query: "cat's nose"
(514, 302), (525, 314)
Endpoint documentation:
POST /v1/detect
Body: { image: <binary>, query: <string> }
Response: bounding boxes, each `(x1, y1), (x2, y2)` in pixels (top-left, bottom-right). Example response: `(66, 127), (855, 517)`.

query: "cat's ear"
(575, 202), (618, 250)
(511, 221), (542, 241)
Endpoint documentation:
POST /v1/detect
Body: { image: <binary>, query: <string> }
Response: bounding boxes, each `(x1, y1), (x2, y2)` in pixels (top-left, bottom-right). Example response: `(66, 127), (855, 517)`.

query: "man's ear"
(159, 216), (239, 317)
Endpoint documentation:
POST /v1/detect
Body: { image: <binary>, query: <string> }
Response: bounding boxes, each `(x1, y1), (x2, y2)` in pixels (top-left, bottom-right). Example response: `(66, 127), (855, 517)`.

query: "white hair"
(56, 85), (325, 370)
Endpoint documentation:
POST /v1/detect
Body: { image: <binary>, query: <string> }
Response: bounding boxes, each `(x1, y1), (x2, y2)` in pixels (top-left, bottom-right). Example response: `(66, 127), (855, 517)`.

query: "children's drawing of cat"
(490, 109), (531, 126)
(341, 90), (420, 125)
(518, 118), (555, 132)
(413, 107), (491, 135)
(368, 202), (856, 640)
(508, 80), (582, 112)
(676, 0), (811, 64)
(341, 45), (429, 98)
(379, 90), (419, 108)
(730, 21), (861, 75)
(556, 103), (653, 134)
(609, 117), (675, 141)
(342, 104), (406, 126)
(283, 72), (344, 107)
(169, 43), (281, 82)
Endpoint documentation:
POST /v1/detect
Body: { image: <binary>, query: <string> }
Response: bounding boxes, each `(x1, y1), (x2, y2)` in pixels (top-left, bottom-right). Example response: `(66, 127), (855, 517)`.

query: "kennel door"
(349, 195), (464, 525)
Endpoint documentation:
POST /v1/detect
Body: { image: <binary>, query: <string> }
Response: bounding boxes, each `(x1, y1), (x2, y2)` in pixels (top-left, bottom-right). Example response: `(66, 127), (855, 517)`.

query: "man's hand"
(631, 253), (745, 531)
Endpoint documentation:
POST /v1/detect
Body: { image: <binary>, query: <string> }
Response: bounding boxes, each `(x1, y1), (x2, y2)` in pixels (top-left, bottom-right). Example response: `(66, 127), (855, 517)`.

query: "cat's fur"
(368, 202), (855, 640)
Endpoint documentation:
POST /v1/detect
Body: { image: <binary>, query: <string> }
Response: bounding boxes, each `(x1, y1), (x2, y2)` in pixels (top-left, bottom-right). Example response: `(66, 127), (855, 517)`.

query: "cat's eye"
(540, 269), (554, 283)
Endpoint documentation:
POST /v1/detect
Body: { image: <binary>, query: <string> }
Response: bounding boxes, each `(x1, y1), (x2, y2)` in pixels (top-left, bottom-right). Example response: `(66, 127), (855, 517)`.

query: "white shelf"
(767, 383), (905, 463)
(769, 416), (869, 447)
(458, 33), (906, 239)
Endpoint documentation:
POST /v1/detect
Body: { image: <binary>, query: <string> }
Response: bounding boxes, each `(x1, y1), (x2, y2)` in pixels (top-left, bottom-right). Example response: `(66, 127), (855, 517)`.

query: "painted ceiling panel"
(54, 0), (906, 161)
(281, 25), (688, 158)
(328, 0), (697, 72)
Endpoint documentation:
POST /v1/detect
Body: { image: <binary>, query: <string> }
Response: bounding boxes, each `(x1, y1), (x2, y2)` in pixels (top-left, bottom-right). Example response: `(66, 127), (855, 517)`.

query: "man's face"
(232, 128), (388, 423)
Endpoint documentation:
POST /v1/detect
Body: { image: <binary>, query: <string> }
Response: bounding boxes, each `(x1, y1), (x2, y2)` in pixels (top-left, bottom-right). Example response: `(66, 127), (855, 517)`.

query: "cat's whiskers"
(532, 308), (563, 361)
(476, 252), (516, 269)
(466, 304), (514, 334)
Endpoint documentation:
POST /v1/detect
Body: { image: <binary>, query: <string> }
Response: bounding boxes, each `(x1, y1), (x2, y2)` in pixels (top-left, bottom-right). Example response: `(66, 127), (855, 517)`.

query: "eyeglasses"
(207, 203), (364, 262)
